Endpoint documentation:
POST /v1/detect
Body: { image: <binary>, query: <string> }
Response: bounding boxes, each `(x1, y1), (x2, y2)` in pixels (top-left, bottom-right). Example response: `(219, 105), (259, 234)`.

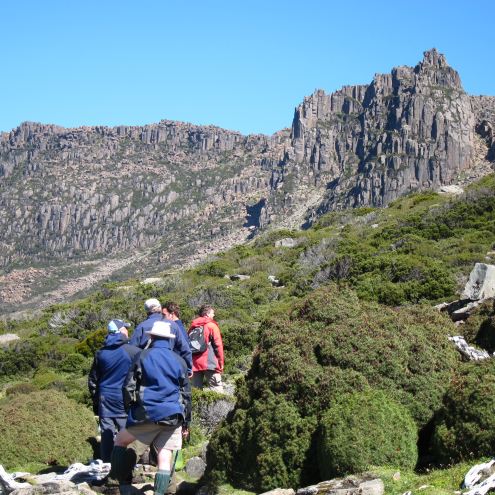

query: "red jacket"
(188, 316), (224, 373)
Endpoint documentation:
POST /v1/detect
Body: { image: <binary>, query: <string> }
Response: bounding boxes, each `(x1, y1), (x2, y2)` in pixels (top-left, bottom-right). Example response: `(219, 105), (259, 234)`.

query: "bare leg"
(154, 448), (173, 495)
(114, 428), (137, 447)
(156, 448), (173, 471)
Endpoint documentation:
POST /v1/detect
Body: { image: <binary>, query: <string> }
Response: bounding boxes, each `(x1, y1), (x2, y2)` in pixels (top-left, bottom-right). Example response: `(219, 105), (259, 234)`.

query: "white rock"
(0, 464), (31, 493)
(259, 490), (295, 495)
(464, 459), (495, 488)
(438, 185), (464, 195)
(275, 238), (299, 248)
(448, 336), (491, 361)
(141, 277), (163, 285)
(461, 263), (495, 300)
(0, 334), (20, 346)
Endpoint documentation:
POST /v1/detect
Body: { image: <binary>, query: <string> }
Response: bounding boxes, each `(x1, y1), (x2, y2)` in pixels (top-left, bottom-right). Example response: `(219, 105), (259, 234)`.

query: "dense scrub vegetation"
(205, 285), (459, 491)
(432, 359), (495, 464)
(0, 390), (96, 471)
(1, 174), (495, 485)
(318, 390), (418, 479)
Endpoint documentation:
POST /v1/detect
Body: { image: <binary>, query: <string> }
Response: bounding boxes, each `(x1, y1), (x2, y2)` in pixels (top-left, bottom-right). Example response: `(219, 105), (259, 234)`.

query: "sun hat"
(145, 321), (176, 339)
(108, 319), (131, 333)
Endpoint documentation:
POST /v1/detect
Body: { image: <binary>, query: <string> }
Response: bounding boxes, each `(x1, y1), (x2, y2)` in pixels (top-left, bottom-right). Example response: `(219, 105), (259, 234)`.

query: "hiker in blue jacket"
(111, 320), (192, 495)
(88, 319), (140, 462)
(129, 298), (192, 376)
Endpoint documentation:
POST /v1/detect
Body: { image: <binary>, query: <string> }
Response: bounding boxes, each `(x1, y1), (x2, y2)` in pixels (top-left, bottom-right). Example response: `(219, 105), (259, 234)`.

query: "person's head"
(145, 321), (176, 341)
(198, 304), (215, 318)
(144, 298), (162, 315)
(163, 301), (180, 320)
(107, 319), (131, 337)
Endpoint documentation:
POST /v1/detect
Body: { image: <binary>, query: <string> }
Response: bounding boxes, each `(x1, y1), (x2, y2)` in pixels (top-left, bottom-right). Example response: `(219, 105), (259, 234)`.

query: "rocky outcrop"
(437, 263), (495, 324)
(285, 49), (494, 220)
(296, 475), (384, 495)
(1, 49), (494, 313)
(461, 263), (495, 300)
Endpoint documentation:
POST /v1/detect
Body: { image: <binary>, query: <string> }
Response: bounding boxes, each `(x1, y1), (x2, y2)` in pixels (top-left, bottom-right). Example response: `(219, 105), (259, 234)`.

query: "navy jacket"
(124, 339), (192, 427)
(88, 333), (140, 418)
(129, 313), (192, 374)
(175, 319), (189, 342)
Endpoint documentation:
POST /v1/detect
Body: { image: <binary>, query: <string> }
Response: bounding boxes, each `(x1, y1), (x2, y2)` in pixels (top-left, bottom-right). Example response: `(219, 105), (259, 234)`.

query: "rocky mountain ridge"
(1, 49), (494, 314)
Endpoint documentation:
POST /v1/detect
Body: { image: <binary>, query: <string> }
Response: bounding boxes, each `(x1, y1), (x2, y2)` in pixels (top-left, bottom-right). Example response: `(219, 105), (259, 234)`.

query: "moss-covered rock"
(318, 390), (418, 478)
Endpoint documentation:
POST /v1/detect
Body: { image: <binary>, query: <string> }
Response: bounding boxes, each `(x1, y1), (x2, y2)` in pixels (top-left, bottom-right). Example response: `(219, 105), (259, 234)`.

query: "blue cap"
(107, 319), (131, 333)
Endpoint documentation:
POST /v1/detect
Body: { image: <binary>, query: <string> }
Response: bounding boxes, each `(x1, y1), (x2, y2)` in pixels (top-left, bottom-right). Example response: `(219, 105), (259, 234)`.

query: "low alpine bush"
(318, 389), (418, 478)
(0, 390), (97, 471)
(207, 285), (459, 491)
(432, 360), (495, 464)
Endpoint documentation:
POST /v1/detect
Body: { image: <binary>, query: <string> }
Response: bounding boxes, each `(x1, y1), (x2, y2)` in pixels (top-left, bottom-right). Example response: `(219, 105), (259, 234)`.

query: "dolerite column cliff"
(0, 121), (278, 271)
(262, 49), (495, 223)
(1, 49), (495, 311)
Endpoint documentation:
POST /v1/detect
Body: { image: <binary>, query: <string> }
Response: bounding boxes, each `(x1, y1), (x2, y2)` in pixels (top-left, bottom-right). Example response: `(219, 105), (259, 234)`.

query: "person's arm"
(88, 353), (100, 414)
(178, 360), (192, 428)
(172, 322), (193, 376)
(123, 353), (142, 411)
(129, 323), (144, 348)
(209, 323), (224, 371)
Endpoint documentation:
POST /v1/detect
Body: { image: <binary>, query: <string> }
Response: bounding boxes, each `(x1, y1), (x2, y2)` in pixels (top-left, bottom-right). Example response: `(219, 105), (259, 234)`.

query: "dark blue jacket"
(175, 319), (189, 342)
(124, 339), (192, 427)
(129, 313), (192, 374)
(88, 333), (140, 418)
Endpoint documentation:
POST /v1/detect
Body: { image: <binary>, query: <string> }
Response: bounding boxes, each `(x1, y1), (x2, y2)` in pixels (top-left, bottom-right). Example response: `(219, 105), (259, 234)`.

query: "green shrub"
(254, 286), (458, 425)
(432, 360), (495, 464)
(5, 382), (37, 396)
(460, 300), (495, 353)
(206, 392), (316, 492)
(318, 390), (418, 478)
(0, 390), (97, 470)
(207, 285), (459, 489)
(196, 259), (235, 278)
(58, 353), (90, 374)
(32, 369), (61, 389)
(75, 328), (106, 357)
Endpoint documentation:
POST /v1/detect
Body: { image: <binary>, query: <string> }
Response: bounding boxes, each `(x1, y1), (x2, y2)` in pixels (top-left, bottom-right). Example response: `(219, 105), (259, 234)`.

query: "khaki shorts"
(126, 422), (182, 451)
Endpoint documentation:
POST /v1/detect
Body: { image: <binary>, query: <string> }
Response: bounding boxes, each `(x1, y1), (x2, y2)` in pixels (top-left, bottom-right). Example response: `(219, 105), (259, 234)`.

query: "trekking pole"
(170, 449), (180, 479)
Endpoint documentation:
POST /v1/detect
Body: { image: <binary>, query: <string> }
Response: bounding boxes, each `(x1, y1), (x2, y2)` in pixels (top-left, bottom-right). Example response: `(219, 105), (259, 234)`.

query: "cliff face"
(1, 49), (494, 312)
(270, 49), (494, 223)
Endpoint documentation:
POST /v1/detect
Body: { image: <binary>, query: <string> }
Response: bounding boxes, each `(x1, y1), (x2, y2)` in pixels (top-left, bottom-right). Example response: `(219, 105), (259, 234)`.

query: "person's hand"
(188, 371), (193, 378)
(182, 427), (190, 443)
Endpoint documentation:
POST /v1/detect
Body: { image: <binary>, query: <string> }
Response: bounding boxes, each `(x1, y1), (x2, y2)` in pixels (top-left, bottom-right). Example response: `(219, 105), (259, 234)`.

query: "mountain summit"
(0, 49), (494, 313)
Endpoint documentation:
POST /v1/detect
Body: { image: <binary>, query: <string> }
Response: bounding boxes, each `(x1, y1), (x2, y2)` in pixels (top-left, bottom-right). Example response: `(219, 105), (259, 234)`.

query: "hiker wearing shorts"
(111, 321), (191, 495)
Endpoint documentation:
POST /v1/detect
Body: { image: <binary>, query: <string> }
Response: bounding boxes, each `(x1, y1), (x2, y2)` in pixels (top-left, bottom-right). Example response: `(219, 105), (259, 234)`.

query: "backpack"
(189, 325), (208, 354)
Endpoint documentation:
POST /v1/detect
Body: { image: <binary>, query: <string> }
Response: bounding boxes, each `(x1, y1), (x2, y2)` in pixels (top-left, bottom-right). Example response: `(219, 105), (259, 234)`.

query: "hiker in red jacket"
(188, 305), (224, 393)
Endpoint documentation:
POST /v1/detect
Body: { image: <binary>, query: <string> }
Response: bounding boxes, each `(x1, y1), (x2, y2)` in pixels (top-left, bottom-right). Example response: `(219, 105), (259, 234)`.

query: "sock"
(110, 446), (136, 485)
(154, 470), (171, 495)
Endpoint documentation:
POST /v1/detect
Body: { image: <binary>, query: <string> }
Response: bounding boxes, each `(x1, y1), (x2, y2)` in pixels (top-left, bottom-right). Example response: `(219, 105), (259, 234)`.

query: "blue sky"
(1, 0), (494, 135)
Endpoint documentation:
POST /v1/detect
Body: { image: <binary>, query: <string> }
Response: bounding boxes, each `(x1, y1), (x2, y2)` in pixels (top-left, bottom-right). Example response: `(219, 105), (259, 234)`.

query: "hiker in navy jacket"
(129, 298), (192, 376)
(111, 321), (191, 495)
(88, 319), (140, 462)
(162, 301), (189, 343)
